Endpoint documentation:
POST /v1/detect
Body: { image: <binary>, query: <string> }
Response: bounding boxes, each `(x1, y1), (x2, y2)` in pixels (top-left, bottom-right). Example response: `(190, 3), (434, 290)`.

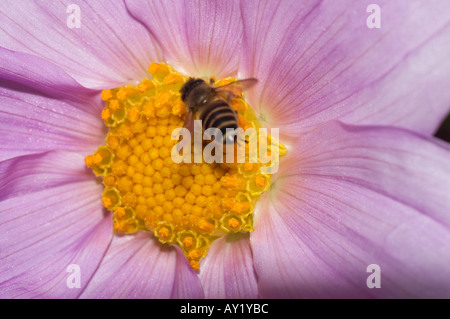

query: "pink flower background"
(0, 0), (450, 298)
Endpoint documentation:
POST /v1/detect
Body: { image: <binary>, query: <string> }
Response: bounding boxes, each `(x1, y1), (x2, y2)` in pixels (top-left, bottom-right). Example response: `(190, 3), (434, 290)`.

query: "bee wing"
(177, 110), (194, 153)
(183, 110), (195, 136)
(214, 78), (258, 101)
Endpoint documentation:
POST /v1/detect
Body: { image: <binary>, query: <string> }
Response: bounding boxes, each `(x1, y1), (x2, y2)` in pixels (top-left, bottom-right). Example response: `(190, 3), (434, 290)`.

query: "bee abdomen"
(200, 100), (238, 143)
(201, 101), (236, 127)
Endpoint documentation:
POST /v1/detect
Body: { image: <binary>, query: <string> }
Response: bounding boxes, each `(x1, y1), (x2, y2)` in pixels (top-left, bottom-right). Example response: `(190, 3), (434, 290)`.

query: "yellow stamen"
(171, 102), (184, 116)
(109, 99), (120, 112)
(197, 218), (215, 233)
(244, 163), (258, 172)
(102, 197), (112, 209)
(103, 175), (116, 187)
(101, 89), (113, 101)
(164, 74), (184, 85)
(155, 91), (172, 108)
(227, 217), (240, 230)
(148, 62), (170, 75)
(85, 62), (286, 270)
(85, 153), (103, 167)
(113, 220), (127, 232)
(138, 79), (155, 93)
(188, 249), (202, 260)
(127, 108), (139, 123)
(101, 108), (111, 121)
(106, 135), (119, 150)
(182, 236), (195, 249)
(115, 207), (127, 219)
(158, 226), (170, 240)
(233, 202), (251, 214)
(221, 198), (235, 210)
(116, 88), (128, 101)
(189, 260), (200, 271)
(255, 175), (267, 188)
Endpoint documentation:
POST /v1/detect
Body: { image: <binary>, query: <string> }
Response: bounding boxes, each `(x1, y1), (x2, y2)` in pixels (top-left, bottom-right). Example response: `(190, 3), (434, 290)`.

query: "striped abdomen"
(198, 100), (238, 144)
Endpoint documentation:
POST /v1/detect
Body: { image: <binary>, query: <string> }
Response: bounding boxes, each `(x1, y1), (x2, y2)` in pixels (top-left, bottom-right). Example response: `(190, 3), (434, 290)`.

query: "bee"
(179, 77), (258, 145)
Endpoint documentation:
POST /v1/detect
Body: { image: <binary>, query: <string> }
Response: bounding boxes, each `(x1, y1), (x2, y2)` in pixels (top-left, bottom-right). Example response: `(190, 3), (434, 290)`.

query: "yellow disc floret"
(86, 62), (286, 270)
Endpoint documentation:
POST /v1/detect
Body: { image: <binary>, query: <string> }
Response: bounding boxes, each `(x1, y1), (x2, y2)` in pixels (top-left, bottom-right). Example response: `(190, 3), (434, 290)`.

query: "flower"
(1, 0), (450, 298)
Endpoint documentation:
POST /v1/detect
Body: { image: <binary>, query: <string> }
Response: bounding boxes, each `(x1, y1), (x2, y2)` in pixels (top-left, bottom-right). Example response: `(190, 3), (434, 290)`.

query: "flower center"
(86, 62), (286, 270)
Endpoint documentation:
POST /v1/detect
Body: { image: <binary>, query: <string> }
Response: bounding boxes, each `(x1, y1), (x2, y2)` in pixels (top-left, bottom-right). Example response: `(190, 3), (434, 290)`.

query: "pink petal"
(252, 121), (450, 298)
(0, 151), (111, 298)
(125, 0), (242, 78)
(80, 232), (204, 298)
(0, 47), (96, 99)
(0, 0), (164, 89)
(170, 245), (205, 299)
(0, 49), (104, 161)
(199, 234), (258, 298)
(240, 0), (450, 138)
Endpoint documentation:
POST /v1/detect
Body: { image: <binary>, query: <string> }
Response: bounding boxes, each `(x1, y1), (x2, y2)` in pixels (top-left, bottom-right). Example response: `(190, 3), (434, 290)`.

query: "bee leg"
(235, 135), (249, 148)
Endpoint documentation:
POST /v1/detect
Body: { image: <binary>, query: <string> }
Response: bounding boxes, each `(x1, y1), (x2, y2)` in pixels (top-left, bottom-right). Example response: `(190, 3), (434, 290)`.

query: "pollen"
(227, 217), (240, 230)
(86, 62), (286, 270)
(101, 89), (113, 101)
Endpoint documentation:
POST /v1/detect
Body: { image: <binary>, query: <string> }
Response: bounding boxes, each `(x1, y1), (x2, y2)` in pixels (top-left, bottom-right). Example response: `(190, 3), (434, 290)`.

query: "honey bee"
(179, 77), (258, 145)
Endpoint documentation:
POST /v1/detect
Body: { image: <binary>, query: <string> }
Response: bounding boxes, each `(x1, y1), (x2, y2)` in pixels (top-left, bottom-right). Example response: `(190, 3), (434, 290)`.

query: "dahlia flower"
(1, 0), (450, 299)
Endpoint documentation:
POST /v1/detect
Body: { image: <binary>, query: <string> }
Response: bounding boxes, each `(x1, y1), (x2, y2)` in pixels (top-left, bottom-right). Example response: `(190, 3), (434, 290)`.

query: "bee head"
(180, 78), (205, 102)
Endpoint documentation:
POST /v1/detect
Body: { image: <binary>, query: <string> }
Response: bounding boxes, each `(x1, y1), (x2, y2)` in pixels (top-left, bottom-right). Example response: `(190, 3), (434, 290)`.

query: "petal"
(80, 232), (204, 299)
(126, 0), (242, 78)
(0, 47), (96, 100)
(0, 151), (111, 298)
(199, 233), (258, 299)
(0, 49), (104, 161)
(240, 0), (450, 138)
(0, 151), (92, 202)
(170, 245), (205, 299)
(252, 121), (450, 298)
(0, 0), (164, 89)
